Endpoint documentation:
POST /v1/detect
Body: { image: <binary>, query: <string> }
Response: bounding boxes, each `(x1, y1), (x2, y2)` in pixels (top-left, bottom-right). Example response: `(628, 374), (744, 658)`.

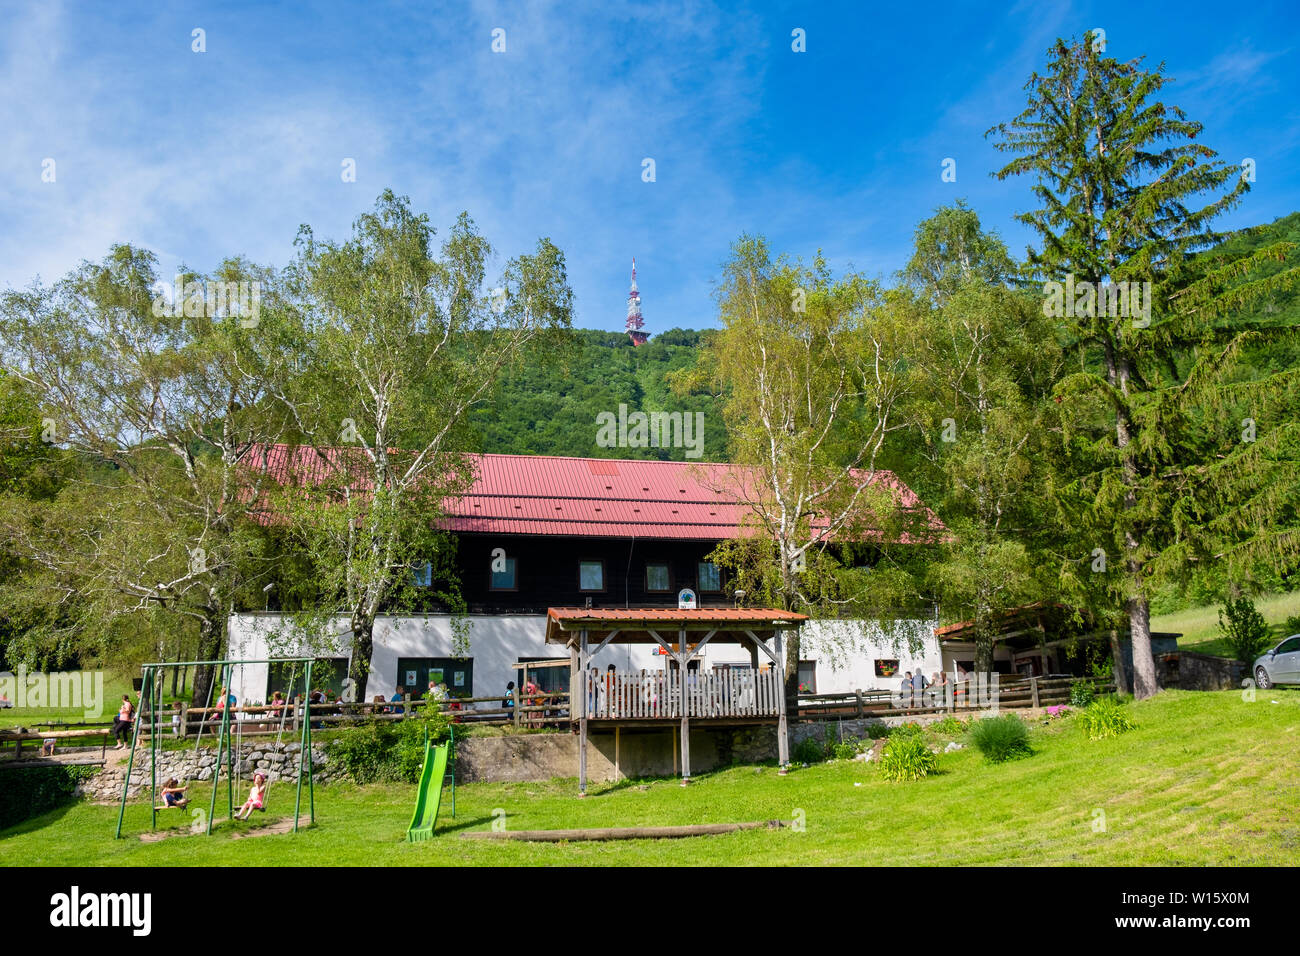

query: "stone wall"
(79, 741), (336, 802)
(1160, 651), (1246, 691)
(789, 710), (974, 748)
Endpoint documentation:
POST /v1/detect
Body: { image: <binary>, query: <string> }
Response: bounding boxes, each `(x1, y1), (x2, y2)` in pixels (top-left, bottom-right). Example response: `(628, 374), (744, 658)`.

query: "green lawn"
(5, 688), (1299, 865)
(1153, 590), (1300, 657)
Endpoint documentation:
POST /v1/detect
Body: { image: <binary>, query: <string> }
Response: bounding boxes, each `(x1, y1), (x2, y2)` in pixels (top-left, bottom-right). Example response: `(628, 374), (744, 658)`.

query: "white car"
(1254, 635), (1300, 689)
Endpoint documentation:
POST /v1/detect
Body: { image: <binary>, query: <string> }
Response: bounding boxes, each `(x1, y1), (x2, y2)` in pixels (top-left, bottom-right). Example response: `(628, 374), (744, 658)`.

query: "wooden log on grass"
(462, 820), (784, 842)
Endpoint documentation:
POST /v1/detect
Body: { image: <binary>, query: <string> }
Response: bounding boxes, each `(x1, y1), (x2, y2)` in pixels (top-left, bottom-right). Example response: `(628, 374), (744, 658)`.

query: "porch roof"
(544, 606), (807, 645)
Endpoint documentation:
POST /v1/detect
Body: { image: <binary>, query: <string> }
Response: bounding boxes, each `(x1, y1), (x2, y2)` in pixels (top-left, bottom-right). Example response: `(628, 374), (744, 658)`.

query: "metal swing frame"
(114, 657), (317, 839)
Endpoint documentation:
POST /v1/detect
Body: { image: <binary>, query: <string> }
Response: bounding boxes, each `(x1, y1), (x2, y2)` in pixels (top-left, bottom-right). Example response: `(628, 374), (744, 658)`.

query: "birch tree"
(274, 191), (574, 696)
(0, 245), (294, 702)
(687, 237), (932, 695)
(899, 203), (1064, 674)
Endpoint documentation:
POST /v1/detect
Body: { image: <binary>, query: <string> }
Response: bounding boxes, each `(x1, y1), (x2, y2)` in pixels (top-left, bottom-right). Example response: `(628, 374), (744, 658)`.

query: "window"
(797, 660), (817, 694)
(579, 560), (604, 591)
(396, 657), (474, 699)
(697, 561), (721, 593)
(266, 658), (349, 702)
(1276, 637), (1300, 654)
(411, 562), (432, 587)
(646, 562), (671, 592)
(490, 556), (517, 590)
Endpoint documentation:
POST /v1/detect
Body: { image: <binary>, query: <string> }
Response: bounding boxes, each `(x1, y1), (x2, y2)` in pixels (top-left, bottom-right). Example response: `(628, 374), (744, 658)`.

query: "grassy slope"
(1153, 591), (1300, 657)
(0, 672), (137, 730)
(5, 689), (1298, 866)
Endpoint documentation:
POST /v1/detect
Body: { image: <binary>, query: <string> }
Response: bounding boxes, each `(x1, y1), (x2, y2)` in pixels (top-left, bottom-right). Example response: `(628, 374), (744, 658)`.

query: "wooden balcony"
(579, 667), (783, 723)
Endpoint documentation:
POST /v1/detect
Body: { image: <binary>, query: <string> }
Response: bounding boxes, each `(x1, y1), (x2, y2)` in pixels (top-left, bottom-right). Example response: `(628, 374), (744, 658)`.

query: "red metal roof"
(544, 606), (807, 644)
(248, 445), (943, 542)
(547, 607), (809, 624)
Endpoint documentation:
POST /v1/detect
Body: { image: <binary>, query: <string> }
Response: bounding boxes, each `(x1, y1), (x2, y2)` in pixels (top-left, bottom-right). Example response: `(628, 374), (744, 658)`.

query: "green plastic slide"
(406, 740), (450, 842)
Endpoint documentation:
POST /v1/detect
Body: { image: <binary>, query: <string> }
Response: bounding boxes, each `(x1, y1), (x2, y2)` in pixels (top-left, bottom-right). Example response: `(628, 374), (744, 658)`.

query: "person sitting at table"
(389, 685), (406, 717)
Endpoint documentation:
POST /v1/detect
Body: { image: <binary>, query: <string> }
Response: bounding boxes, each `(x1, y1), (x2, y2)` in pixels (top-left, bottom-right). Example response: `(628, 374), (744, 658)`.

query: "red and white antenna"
(625, 258), (649, 346)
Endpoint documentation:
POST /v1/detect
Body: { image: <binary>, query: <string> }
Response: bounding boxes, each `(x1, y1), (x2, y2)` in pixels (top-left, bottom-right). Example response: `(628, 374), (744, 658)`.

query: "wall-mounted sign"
(404, 670), (418, 686)
(677, 588), (697, 610)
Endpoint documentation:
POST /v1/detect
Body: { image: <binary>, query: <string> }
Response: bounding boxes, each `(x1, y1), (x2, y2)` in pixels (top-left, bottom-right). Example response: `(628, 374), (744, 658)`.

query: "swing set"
(114, 657), (318, 839)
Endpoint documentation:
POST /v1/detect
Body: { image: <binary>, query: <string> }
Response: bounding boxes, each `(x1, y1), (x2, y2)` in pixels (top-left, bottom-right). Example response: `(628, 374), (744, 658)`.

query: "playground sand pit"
(137, 816), (300, 842)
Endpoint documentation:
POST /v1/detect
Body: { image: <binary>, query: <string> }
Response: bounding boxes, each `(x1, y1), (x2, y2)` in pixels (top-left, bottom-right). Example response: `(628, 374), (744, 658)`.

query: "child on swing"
(160, 778), (188, 808)
(233, 771), (267, 820)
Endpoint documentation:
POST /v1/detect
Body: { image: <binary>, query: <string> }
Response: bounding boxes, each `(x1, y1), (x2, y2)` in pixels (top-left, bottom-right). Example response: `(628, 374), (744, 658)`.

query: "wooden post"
(679, 627), (690, 785)
(1030, 676), (1040, 709)
(578, 630), (588, 797)
(775, 631), (790, 773)
(854, 688), (864, 719)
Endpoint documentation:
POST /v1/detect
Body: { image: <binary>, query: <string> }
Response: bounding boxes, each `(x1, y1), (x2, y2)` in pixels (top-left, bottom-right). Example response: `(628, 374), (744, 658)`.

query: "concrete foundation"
(454, 726), (778, 783)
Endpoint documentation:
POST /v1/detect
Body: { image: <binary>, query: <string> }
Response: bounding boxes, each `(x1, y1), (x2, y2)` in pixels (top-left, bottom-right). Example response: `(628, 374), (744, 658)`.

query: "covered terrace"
(544, 606), (807, 792)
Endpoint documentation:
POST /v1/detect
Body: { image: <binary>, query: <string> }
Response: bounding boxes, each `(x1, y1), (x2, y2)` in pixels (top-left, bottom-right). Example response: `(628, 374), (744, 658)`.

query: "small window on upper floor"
(579, 560), (605, 592)
(646, 562), (671, 592)
(490, 557), (517, 591)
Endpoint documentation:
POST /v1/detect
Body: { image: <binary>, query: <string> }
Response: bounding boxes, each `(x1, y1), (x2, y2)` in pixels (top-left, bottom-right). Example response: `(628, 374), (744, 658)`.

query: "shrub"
(879, 735), (937, 782)
(327, 696), (452, 784)
(830, 737), (864, 760)
(1282, 613), (1300, 637)
(1069, 680), (1096, 708)
(1078, 696), (1136, 740)
(968, 714), (1032, 763)
(791, 737), (825, 764)
(1218, 594), (1272, 665)
(864, 723), (892, 740)
(0, 765), (97, 831)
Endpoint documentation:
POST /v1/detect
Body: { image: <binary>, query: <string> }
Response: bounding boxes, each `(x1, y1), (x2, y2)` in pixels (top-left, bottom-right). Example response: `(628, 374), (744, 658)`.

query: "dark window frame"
(488, 555), (519, 592)
(697, 560), (722, 593)
(579, 559), (606, 592)
(645, 561), (672, 593)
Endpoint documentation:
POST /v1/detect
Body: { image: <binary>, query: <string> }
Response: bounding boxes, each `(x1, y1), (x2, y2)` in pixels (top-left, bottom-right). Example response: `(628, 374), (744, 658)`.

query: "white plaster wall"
(227, 613), (952, 701)
(801, 618), (943, 694)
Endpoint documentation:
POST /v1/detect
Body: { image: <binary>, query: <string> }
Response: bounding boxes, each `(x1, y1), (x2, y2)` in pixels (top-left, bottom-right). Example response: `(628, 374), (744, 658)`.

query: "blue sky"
(2, 0), (1296, 331)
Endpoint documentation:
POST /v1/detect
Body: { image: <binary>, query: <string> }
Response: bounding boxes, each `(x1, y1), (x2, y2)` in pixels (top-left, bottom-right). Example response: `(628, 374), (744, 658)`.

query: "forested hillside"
(468, 213), (1300, 465)
(466, 327), (731, 461)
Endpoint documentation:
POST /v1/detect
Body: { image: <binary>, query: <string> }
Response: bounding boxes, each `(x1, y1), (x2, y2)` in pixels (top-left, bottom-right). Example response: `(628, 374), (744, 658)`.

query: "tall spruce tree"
(989, 37), (1300, 698)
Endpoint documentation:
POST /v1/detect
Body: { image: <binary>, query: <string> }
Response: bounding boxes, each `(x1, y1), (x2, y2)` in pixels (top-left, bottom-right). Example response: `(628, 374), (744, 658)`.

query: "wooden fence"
(580, 667), (783, 720)
(794, 675), (1112, 721)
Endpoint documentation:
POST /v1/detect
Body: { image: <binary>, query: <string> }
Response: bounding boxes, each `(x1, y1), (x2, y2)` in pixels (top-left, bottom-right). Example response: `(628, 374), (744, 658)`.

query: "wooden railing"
(106, 692), (574, 739)
(0, 726), (112, 766)
(795, 675), (1112, 720)
(580, 668), (783, 720)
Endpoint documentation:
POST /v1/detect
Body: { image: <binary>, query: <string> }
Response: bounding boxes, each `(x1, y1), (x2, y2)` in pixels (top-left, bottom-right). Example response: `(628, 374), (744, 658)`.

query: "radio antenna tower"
(626, 258), (649, 346)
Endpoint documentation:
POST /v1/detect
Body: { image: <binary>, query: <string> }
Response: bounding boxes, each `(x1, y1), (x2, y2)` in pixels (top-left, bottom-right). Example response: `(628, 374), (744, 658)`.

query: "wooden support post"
(855, 688), (864, 719)
(679, 627), (690, 785)
(578, 630), (588, 797)
(1030, 676), (1040, 709)
(775, 631), (790, 773)
(515, 664), (525, 729)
